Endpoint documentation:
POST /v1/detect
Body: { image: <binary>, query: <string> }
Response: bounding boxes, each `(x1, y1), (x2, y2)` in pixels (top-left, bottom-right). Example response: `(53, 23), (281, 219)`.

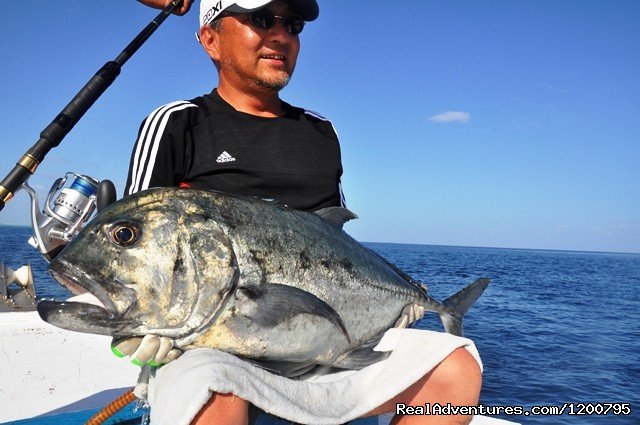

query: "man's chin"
(255, 73), (291, 92)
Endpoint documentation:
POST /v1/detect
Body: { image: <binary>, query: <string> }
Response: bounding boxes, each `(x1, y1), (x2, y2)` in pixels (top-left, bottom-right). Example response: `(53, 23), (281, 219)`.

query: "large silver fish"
(38, 188), (488, 372)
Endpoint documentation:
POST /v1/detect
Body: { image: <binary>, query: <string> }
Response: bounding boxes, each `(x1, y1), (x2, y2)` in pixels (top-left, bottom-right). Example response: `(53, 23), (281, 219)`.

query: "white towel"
(146, 329), (481, 424)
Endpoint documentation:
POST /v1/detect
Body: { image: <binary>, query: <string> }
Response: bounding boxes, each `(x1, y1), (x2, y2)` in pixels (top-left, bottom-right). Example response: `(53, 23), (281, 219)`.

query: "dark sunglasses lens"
(250, 9), (275, 29)
(249, 10), (304, 35)
(284, 16), (304, 35)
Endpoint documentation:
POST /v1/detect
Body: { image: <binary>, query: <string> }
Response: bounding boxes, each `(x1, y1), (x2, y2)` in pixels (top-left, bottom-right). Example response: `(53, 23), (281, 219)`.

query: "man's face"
(212, 0), (301, 93)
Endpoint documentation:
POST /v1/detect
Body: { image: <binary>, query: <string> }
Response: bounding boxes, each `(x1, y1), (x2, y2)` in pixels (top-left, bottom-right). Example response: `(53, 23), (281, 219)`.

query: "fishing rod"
(0, 0), (183, 213)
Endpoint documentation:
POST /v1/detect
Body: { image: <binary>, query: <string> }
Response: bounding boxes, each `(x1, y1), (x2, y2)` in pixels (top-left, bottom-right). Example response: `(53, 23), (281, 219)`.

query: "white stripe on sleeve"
(338, 180), (346, 207)
(128, 101), (197, 194)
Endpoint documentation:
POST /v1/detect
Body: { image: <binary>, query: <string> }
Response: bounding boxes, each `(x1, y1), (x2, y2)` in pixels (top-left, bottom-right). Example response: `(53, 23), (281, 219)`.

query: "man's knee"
(191, 392), (249, 425)
(432, 347), (482, 401)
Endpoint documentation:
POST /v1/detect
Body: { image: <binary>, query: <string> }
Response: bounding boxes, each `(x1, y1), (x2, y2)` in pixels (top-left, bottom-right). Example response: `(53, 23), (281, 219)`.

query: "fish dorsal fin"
(314, 207), (358, 229)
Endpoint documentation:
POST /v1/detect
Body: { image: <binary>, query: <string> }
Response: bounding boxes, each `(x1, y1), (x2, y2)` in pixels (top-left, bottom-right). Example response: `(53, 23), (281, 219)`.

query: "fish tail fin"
(439, 278), (490, 336)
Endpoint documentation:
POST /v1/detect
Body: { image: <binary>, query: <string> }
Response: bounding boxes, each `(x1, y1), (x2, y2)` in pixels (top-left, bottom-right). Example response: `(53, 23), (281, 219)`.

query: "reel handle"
(97, 180), (117, 213)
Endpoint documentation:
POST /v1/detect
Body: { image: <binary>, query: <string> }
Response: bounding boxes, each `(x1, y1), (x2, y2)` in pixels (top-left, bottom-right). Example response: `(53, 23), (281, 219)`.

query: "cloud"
(428, 111), (471, 123)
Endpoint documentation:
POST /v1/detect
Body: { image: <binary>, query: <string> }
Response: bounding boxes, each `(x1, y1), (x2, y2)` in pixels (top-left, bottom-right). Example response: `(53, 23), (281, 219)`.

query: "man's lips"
(260, 54), (286, 62)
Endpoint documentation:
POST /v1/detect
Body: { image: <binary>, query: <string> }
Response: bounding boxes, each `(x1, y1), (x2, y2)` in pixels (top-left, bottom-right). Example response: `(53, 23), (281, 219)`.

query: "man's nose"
(267, 18), (293, 41)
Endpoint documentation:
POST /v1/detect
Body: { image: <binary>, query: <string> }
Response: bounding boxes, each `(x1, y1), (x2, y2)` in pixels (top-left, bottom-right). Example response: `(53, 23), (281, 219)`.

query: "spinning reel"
(23, 172), (116, 262)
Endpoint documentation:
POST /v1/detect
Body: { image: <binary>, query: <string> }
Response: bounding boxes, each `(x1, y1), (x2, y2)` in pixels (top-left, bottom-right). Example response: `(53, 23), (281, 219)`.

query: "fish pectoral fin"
(240, 283), (350, 342)
(332, 331), (390, 370)
(314, 207), (358, 229)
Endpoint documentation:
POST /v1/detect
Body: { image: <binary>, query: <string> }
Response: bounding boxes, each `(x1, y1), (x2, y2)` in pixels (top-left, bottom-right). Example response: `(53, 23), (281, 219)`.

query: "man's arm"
(136, 0), (192, 15)
(124, 119), (175, 196)
(125, 101), (196, 196)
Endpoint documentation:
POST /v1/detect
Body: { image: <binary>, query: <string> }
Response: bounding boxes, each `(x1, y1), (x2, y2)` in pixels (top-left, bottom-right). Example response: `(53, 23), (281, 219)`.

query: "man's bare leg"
(190, 347), (480, 425)
(191, 392), (249, 425)
(365, 347), (482, 424)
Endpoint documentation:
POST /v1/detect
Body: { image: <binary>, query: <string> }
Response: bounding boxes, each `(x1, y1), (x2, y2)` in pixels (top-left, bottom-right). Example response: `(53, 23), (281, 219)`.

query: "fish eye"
(109, 222), (141, 247)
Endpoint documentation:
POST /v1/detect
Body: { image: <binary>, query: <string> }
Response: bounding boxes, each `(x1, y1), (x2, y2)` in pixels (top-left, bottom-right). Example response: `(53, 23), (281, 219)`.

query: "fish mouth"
(37, 260), (134, 336)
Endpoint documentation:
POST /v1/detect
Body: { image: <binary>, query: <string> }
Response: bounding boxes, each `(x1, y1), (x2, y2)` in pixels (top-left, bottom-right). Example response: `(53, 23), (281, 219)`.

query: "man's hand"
(137, 0), (192, 16)
(394, 303), (425, 329)
(112, 335), (182, 366)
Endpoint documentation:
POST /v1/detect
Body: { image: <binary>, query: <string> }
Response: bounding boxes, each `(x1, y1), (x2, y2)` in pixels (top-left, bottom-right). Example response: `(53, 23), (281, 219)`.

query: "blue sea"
(1, 225), (639, 424)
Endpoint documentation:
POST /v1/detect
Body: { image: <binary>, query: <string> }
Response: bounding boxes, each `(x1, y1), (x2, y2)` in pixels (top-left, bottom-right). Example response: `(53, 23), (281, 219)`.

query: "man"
(128, 0), (343, 212)
(125, 1), (482, 424)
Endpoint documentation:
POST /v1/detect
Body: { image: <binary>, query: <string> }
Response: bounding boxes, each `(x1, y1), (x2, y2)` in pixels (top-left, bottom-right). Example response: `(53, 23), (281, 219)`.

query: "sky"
(0, 1), (638, 253)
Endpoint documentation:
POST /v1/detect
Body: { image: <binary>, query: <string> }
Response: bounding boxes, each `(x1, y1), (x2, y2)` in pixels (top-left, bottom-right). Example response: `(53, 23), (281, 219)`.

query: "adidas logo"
(216, 151), (236, 163)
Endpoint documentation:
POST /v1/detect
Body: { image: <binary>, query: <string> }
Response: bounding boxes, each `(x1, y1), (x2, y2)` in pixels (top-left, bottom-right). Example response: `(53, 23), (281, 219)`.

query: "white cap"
(199, 0), (319, 28)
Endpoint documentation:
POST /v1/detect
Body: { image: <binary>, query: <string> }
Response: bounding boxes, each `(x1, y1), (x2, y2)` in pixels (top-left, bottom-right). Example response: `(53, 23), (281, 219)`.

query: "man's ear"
(199, 25), (221, 62)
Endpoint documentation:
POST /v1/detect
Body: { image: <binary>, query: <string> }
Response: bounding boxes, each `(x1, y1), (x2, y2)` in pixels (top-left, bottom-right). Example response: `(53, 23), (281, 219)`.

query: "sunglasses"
(228, 9), (306, 36)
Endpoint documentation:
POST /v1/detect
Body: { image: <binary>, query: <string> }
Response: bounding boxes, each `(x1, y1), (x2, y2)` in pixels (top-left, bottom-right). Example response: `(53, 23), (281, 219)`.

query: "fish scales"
(38, 188), (489, 371)
(192, 192), (423, 361)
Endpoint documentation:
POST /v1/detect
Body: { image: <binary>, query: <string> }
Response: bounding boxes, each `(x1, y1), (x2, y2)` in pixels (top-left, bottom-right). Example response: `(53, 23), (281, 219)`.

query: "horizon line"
(1, 223), (638, 256)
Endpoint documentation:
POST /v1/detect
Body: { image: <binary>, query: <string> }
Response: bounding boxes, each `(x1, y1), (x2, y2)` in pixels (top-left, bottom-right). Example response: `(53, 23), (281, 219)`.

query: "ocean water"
(1, 225), (638, 424)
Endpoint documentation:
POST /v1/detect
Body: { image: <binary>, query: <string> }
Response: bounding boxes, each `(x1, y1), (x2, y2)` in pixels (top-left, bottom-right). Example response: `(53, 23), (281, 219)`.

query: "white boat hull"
(0, 309), (139, 422)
